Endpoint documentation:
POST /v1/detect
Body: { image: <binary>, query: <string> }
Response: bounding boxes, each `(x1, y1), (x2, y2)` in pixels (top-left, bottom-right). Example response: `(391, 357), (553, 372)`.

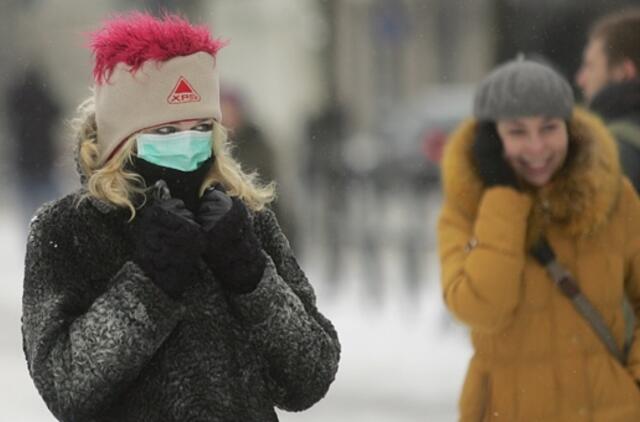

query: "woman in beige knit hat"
(21, 12), (339, 422)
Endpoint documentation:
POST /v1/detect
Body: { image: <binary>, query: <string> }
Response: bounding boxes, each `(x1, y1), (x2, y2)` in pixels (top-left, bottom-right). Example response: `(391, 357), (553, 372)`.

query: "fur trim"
(89, 12), (227, 84)
(441, 107), (622, 245)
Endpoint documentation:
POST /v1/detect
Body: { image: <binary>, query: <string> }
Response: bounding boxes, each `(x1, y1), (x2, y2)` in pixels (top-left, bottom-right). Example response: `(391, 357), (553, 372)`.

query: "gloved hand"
(471, 121), (519, 189)
(199, 194), (266, 294)
(196, 185), (233, 231)
(133, 182), (205, 299)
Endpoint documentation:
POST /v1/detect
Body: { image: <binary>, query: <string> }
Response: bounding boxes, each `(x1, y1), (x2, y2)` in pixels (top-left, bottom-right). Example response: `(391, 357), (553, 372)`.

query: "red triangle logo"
(167, 76), (201, 104)
(174, 79), (193, 93)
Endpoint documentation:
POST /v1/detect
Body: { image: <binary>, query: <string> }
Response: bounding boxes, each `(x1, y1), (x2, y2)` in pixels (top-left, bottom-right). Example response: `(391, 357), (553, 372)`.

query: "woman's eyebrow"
(191, 119), (212, 126)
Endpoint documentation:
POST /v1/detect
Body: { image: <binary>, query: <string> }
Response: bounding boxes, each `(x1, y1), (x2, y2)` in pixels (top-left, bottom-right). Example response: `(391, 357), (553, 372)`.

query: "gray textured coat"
(22, 192), (340, 421)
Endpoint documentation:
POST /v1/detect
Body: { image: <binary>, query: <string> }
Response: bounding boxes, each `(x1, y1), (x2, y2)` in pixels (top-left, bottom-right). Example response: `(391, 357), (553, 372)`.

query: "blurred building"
(494, 0), (638, 96)
(331, 0), (494, 133)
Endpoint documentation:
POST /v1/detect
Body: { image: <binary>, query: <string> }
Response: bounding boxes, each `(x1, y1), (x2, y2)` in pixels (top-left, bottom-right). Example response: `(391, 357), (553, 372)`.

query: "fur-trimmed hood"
(441, 107), (623, 243)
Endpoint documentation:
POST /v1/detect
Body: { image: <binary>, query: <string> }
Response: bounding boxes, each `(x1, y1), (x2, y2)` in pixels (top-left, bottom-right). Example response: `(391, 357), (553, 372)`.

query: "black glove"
(199, 195), (266, 294)
(472, 121), (519, 189)
(133, 183), (205, 299)
(196, 185), (233, 231)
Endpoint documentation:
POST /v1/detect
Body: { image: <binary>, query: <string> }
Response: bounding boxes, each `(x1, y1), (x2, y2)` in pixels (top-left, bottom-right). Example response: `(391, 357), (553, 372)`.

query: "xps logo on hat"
(167, 76), (201, 104)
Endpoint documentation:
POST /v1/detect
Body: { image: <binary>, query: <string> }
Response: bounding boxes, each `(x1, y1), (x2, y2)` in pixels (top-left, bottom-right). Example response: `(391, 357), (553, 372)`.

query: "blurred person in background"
(576, 7), (640, 191)
(220, 87), (298, 251)
(576, 6), (640, 357)
(21, 12), (339, 422)
(6, 66), (61, 222)
(439, 58), (640, 421)
(304, 105), (350, 288)
(221, 87), (277, 188)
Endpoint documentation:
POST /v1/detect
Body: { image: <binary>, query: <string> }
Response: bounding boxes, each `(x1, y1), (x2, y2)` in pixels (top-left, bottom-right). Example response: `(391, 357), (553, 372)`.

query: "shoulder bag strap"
(530, 237), (626, 363)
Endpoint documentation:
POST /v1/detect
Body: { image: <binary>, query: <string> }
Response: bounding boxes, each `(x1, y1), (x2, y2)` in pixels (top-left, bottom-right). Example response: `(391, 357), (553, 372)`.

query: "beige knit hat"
(90, 13), (226, 164)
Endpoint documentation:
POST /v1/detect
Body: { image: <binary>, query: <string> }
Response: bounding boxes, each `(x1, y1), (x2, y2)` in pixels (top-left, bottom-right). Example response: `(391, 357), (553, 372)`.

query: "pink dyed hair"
(89, 12), (226, 84)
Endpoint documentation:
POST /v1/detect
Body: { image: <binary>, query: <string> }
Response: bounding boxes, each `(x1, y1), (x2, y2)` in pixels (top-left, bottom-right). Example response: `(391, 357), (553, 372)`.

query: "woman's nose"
(524, 134), (546, 155)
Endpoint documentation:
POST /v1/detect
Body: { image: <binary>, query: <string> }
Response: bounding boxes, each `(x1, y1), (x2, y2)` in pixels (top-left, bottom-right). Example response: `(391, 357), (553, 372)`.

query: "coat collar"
(441, 107), (623, 243)
(589, 78), (640, 122)
(87, 193), (119, 214)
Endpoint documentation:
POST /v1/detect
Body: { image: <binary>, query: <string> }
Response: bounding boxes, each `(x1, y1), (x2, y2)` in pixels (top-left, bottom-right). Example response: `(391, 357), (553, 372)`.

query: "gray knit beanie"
(473, 58), (575, 121)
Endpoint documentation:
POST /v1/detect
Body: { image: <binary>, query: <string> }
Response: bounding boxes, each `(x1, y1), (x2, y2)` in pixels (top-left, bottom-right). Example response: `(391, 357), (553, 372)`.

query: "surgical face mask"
(136, 130), (213, 172)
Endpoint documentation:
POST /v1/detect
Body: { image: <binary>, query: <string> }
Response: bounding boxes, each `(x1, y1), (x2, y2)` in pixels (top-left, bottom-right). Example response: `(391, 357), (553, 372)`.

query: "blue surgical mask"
(136, 130), (213, 172)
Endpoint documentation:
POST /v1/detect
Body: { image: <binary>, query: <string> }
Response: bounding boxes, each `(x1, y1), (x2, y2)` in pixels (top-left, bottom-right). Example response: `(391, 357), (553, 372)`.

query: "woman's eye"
(542, 124), (558, 132)
(193, 123), (213, 132)
(153, 126), (177, 135)
(509, 130), (526, 137)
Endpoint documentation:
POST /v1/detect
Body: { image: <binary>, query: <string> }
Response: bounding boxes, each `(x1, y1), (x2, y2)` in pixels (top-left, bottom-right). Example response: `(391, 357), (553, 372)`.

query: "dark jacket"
(590, 79), (640, 191)
(22, 191), (340, 421)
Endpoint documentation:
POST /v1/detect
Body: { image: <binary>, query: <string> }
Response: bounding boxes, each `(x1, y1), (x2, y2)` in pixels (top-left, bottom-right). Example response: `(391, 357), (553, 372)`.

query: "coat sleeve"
(21, 203), (184, 420)
(228, 208), (340, 412)
(438, 187), (532, 333)
(621, 180), (640, 380)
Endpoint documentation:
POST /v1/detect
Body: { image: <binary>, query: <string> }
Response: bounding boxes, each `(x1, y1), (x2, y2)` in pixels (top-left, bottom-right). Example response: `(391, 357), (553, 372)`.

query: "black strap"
(531, 238), (626, 363)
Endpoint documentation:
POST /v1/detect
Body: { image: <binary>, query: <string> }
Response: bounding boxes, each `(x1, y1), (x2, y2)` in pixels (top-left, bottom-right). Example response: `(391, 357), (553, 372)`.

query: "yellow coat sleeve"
(622, 179), (640, 380)
(438, 187), (532, 333)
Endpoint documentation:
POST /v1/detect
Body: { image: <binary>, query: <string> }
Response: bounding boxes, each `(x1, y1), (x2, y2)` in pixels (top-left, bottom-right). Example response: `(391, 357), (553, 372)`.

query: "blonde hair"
(73, 96), (276, 220)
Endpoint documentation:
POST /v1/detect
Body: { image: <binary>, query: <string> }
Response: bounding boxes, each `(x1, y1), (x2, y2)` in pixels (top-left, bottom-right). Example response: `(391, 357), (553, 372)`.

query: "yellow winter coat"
(438, 108), (640, 422)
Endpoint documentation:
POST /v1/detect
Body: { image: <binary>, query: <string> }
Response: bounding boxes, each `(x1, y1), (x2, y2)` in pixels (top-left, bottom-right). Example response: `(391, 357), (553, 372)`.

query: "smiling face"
(496, 116), (569, 187)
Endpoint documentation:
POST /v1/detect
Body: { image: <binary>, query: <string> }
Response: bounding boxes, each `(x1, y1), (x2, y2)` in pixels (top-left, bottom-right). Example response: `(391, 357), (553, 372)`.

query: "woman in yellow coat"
(438, 58), (640, 421)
